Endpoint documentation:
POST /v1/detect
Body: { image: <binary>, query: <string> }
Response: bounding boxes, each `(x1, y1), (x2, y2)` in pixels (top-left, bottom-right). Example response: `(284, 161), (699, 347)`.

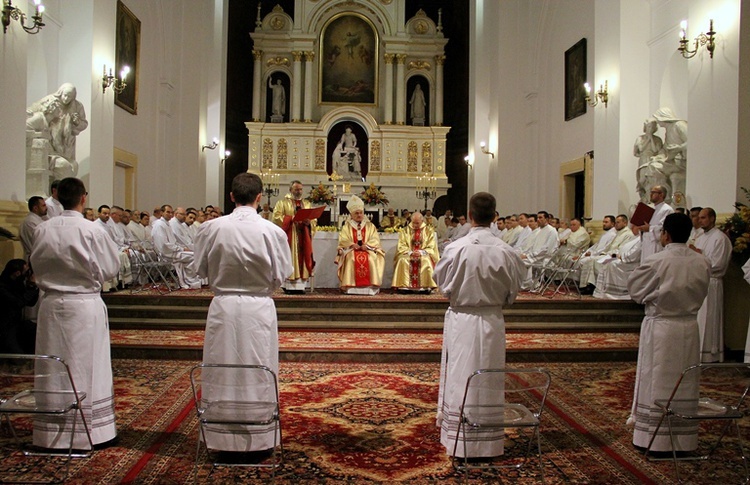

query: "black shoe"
(579, 285), (595, 295)
(93, 436), (119, 450)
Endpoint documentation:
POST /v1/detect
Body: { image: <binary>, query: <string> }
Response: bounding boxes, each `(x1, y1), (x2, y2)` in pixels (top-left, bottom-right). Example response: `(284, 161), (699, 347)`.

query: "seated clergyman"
(392, 212), (440, 292)
(380, 207), (403, 229)
(335, 196), (385, 295)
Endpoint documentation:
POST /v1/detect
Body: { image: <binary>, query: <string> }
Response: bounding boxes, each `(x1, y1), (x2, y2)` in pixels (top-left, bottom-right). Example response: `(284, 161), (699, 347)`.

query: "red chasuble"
(352, 225), (371, 287)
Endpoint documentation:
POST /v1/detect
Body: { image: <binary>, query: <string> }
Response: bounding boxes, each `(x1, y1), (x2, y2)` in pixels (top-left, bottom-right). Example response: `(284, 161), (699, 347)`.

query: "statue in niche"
(333, 126), (362, 181)
(268, 77), (286, 122)
(634, 107), (687, 204)
(26, 83), (88, 179)
(634, 118), (665, 203)
(410, 83), (426, 126)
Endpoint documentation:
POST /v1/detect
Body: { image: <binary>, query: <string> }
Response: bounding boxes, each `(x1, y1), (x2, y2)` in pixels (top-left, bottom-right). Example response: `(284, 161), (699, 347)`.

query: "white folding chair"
(452, 368), (551, 483)
(189, 363), (283, 480)
(645, 362), (750, 483)
(0, 354), (93, 483)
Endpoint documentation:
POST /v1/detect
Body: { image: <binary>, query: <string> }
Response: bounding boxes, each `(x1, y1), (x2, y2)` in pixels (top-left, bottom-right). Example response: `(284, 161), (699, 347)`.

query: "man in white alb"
(687, 206), (703, 246)
(691, 207), (731, 363)
(193, 172), (292, 452)
(518, 211), (559, 289)
(44, 180), (63, 218)
(170, 207), (194, 249)
(30, 177), (120, 449)
(19, 196), (47, 261)
(634, 185), (674, 263)
(434, 192), (526, 458)
(580, 215), (636, 294)
(593, 237), (642, 300)
(627, 213), (710, 453)
(152, 204), (201, 289)
(575, 215), (616, 288)
(107, 206), (134, 288)
(512, 213), (532, 250)
(558, 218), (590, 258)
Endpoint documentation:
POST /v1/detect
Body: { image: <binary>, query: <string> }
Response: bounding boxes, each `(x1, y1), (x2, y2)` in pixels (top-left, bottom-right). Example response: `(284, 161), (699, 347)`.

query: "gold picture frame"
(115, 0), (140, 114)
(319, 13), (378, 105)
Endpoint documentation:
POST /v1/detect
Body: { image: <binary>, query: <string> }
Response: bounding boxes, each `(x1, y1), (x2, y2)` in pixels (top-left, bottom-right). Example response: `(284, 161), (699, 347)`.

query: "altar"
(312, 231), (400, 289)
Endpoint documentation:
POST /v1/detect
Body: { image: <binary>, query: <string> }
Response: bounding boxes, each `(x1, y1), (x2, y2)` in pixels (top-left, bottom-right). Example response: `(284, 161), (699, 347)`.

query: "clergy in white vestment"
(743, 258), (750, 363)
(447, 216), (471, 243)
(558, 218), (590, 258)
(152, 205), (202, 289)
(593, 237), (642, 299)
(575, 216), (616, 286)
(436, 209), (452, 239)
(128, 212), (151, 242)
(193, 173), (292, 452)
(512, 214), (532, 250)
(626, 213), (711, 452)
(580, 215), (636, 291)
(691, 208), (732, 363)
(518, 213), (559, 289)
(107, 206), (133, 287)
(434, 192), (526, 458)
(169, 207), (194, 249)
(30, 177), (120, 449)
(19, 196), (48, 260)
(44, 180), (63, 218)
(687, 206), (703, 246)
(501, 215), (520, 245)
(634, 185), (674, 263)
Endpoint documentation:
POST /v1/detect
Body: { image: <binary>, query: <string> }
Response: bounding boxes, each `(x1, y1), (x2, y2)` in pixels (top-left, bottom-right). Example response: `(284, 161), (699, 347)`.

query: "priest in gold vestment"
(380, 207), (403, 229)
(335, 196), (385, 295)
(273, 180), (317, 291)
(392, 212), (439, 291)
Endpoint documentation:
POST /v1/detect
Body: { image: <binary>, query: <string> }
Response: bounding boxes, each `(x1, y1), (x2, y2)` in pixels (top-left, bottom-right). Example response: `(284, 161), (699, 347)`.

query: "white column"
(57, 0), (116, 205)
(303, 51), (314, 122)
(291, 51), (302, 122)
(251, 50), (262, 121)
(434, 55), (445, 126)
(0, 4), (29, 202)
(383, 54), (394, 124)
(395, 54), (406, 125)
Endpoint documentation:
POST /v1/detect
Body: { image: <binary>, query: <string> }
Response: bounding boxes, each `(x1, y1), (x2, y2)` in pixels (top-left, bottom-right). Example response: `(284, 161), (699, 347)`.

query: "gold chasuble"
(273, 194), (317, 281)
(335, 220), (385, 291)
(392, 222), (439, 290)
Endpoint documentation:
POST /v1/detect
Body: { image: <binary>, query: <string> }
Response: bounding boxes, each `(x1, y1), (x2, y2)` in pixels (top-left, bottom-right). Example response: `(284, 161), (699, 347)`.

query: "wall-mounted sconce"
(2, 0), (44, 34)
(479, 141), (495, 159)
(678, 19), (716, 59)
(201, 137), (219, 151)
(102, 65), (129, 94)
(464, 155), (473, 169)
(584, 80), (608, 108)
(220, 150), (230, 163)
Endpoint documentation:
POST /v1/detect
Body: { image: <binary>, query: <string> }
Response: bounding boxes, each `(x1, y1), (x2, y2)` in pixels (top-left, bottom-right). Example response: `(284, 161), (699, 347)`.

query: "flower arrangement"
(307, 183), (335, 206)
(719, 187), (750, 264)
(361, 183), (389, 206)
(315, 225), (339, 232)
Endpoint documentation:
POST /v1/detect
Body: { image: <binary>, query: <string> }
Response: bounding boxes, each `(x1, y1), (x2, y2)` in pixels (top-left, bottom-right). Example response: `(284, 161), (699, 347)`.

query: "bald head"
(411, 212), (424, 228)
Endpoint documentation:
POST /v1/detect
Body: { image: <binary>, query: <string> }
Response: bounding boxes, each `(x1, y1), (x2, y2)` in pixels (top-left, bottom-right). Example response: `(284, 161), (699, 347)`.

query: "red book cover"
(293, 205), (326, 222)
(630, 202), (655, 226)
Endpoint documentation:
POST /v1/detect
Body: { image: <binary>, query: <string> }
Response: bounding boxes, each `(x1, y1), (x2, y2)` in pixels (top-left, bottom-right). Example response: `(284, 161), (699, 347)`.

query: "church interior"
(2, 0), (750, 482)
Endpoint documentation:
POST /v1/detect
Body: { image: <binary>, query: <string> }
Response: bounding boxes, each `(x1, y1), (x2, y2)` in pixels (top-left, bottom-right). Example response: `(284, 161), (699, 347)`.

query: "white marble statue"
(410, 83), (426, 125)
(634, 118), (665, 203)
(26, 83), (88, 179)
(333, 127), (362, 180)
(268, 77), (286, 120)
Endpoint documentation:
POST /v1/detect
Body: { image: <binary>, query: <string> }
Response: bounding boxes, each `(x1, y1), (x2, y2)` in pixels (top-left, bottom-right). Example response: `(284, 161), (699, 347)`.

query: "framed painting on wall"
(115, 0), (140, 115)
(564, 38), (587, 121)
(319, 13), (378, 105)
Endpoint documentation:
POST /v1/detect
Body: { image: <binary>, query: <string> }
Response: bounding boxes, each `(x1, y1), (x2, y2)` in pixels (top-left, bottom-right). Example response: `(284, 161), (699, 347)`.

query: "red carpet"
(5, 360), (748, 483)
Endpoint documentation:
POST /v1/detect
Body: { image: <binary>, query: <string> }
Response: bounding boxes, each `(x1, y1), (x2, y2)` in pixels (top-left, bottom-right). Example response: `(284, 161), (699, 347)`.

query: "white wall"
(490, 0), (595, 216)
(113, 0), (225, 212)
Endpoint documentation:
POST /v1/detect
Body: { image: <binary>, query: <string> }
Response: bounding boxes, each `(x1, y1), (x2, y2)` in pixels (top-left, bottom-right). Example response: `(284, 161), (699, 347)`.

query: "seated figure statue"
(335, 195), (385, 295)
(392, 212), (439, 292)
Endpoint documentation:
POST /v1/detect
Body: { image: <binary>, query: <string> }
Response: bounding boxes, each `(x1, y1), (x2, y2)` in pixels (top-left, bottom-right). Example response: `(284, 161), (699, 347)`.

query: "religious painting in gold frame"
(319, 13), (378, 105)
(115, 0), (140, 114)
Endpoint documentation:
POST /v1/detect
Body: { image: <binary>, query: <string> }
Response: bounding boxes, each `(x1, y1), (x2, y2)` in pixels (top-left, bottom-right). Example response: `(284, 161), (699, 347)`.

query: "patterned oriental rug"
(2, 360), (747, 484)
(109, 329), (641, 353)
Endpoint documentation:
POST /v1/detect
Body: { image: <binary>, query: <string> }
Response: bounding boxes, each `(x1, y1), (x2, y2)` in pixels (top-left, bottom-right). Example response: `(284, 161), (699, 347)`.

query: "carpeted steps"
(103, 293), (644, 331)
(103, 291), (643, 362)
